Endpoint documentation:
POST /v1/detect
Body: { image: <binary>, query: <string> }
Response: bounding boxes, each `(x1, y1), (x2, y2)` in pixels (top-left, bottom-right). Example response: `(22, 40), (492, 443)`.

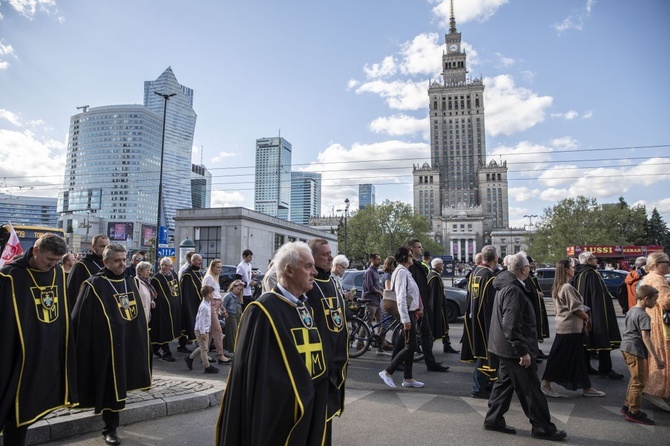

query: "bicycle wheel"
(391, 323), (424, 362)
(347, 316), (371, 358)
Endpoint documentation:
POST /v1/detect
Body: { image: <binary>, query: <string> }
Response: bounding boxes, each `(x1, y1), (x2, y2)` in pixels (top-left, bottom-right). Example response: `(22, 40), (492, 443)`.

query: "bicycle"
(347, 298), (424, 362)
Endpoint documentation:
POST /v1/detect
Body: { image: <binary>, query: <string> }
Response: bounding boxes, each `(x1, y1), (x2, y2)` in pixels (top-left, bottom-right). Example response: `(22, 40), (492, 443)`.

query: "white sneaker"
(378, 371), (396, 389)
(541, 386), (565, 398)
(582, 388), (605, 397)
(401, 379), (425, 388)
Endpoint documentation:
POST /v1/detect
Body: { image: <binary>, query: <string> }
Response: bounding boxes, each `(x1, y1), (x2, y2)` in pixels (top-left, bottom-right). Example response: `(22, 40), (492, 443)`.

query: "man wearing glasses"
(125, 250), (146, 278)
(573, 251), (623, 379)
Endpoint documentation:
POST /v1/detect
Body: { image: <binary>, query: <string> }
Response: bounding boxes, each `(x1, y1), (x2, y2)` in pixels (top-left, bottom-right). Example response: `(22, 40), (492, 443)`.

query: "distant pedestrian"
(484, 253), (566, 441)
(135, 261), (156, 322)
(620, 284), (665, 425)
(67, 234), (109, 312)
(179, 253), (203, 353)
(203, 259), (232, 364)
(124, 250), (145, 278)
(150, 257), (181, 361)
(185, 285), (219, 374)
(235, 249), (256, 309)
(222, 280), (244, 353)
(624, 256), (647, 312)
(177, 251), (194, 280)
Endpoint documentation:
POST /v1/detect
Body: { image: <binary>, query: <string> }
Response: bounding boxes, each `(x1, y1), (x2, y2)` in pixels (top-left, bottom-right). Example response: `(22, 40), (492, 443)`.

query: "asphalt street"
(47, 313), (670, 446)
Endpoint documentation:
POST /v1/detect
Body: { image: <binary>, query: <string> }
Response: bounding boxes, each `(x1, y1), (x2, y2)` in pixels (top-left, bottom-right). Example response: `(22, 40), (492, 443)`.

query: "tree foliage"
(529, 196), (667, 264)
(337, 200), (443, 265)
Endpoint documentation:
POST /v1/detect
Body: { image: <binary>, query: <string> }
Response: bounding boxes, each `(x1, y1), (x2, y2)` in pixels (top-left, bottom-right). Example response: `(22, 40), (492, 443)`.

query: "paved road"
(49, 315), (669, 445)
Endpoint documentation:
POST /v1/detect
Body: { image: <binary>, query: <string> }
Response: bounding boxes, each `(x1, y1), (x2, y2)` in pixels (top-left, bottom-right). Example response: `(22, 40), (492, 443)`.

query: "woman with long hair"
(202, 259), (231, 364)
(541, 259), (604, 397)
(378, 246), (423, 389)
(222, 279), (244, 354)
(638, 251), (670, 410)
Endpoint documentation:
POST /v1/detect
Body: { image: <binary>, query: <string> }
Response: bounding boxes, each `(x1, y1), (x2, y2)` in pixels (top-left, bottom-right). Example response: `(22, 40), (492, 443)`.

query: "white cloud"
(552, 0), (595, 33)
(355, 79), (429, 111)
(363, 56), (397, 79)
(508, 206), (528, 216)
(8, 0), (58, 19)
(520, 70), (536, 83)
(582, 110), (593, 119)
(0, 40), (16, 69)
(211, 151), (237, 163)
(211, 190), (245, 208)
(398, 33), (442, 76)
(551, 110), (579, 120)
(538, 164), (580, 187)
(0, 109), (22, 126)
(346, 79), (359, 90)
(496, 52), (515, 67)
(509, 186), (540, 202)
(0, 129), (66, 197)
(368, 114), (428, 138)
(549, 136), (578, 150)
(431, 0), (509, 26)
(490, 140), (553, 172)
(303, 140), (429, 214)
(484, 75), (553, 136)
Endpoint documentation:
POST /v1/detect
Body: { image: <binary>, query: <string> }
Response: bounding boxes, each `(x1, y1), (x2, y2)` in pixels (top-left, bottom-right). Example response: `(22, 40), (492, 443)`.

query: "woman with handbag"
(378, 246), (424, 389)
(638, 252), (670, 410)
(540, 259), (605, 398)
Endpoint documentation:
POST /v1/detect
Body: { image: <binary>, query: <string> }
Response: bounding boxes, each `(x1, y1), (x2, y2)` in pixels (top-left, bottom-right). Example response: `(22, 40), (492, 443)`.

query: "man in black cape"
(572, 251), (623, 378)
(305, 238), (349, 443)
(66, 234), (109, 312)
(71, 243), (151, 445)
(216, 241), (329, 445)
(0, 234), (77, 446)
(461, 245), (499, 398)
(427, 258), (454, 352)
(178, 253), (203, 353)
(150, 257), (182, 361)
(407, 238), (449, 372)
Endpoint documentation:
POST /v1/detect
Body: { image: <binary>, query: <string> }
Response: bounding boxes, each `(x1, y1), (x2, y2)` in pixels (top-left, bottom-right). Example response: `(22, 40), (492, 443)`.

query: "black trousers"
(387, 312), (417, 380)
(102, 409), (119, 432)
(585, 348), (612, 373)
(485, 356), (557, 435)
(417, 313), (438, 367)
(2, 415), (28, 446)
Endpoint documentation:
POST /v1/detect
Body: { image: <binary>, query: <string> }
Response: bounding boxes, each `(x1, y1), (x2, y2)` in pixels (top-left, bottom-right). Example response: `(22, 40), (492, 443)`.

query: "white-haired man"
(484, 253), (566, 441)
(216, 241), (329, 445)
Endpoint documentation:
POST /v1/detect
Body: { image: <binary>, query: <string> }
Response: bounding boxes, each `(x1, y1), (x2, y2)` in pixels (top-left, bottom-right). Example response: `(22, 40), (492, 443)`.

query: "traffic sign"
(157, 247), (175, 257)
(158, 226), (169, 245)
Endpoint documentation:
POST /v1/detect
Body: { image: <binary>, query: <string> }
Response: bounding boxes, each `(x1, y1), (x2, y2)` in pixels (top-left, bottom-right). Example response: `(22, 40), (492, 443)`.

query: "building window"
(274, 234), (285, 252)
(197, 226), (221, 267)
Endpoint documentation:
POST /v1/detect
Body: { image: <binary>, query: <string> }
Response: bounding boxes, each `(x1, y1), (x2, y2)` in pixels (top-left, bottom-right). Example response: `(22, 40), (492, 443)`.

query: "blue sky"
(1, 0), (669, 230)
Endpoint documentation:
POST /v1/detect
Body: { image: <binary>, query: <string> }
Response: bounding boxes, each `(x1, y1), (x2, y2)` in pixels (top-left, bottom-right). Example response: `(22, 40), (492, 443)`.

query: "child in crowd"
(620, 284), (665, 425)
(185, 285), (220, 374)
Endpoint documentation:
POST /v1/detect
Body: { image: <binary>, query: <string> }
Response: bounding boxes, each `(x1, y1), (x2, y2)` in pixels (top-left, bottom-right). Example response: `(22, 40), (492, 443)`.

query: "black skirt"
(542, 332), (592, 391)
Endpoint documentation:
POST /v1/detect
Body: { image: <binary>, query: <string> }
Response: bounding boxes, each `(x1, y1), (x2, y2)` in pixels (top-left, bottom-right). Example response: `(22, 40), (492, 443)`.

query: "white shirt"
(194, 299), (212, 333)
(236, 260), (253, 296)
(391, 265), (421, 324)
(178, 261), (191, 280)
(203, 274), (222, 300)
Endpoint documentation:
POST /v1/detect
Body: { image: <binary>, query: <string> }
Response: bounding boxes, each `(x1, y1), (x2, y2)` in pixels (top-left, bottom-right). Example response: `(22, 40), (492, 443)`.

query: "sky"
(1, 0), (669, 231)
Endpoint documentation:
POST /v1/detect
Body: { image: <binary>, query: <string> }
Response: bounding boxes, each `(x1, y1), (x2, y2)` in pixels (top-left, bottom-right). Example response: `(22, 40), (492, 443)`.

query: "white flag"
(0, 222), (24, 268)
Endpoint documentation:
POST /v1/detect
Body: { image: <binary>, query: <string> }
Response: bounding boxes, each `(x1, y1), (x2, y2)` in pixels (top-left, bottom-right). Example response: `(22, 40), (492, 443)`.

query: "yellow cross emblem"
(291, 327), (325, 379)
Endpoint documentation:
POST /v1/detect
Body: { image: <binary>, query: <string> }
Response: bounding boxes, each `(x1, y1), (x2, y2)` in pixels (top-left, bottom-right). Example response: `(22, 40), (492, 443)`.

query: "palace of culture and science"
(413, 6), (524, 262)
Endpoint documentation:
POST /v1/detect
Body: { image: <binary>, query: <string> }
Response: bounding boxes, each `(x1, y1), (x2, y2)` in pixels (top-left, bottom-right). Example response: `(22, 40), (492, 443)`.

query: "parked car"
(444, 286), (467, 323)
(218, 264), (237, 291)
(534, 267), (626, 297)
(341, 269), (383, 297)
(453, 277), (468, 289)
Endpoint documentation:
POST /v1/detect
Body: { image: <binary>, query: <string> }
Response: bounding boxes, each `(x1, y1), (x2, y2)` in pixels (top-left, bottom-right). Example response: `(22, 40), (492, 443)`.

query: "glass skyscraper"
(144, 67), (197, 229)
(290, 172), (322, 225)
(58, 105), (163, 226)
(358, 184), (375, 210)
(0, 193), (58, 227)
(254, 137), (292, 220)
(191, 163), (212, 209)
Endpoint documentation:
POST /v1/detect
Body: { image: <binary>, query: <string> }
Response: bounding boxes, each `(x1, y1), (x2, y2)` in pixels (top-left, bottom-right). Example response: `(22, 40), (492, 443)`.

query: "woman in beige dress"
(638, 251), (670, 410)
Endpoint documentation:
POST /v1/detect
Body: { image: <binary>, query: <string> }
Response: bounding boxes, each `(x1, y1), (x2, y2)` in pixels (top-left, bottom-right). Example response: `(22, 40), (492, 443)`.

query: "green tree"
(339, 200), (442, 265)
(646, 208), (670, 254)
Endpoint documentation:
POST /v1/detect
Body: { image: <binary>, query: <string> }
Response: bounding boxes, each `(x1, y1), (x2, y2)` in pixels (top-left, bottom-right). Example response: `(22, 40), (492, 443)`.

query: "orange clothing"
(639, 271), (670, 398)
(625, 270), (643, 311)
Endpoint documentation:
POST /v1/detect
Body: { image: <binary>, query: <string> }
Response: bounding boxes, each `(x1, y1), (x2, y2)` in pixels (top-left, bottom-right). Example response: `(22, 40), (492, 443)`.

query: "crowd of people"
(2, 231), (670, 445)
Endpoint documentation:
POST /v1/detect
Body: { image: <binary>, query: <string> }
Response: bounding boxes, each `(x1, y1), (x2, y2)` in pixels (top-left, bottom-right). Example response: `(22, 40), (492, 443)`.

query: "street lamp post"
(153, 91), (176, 269)
(523, 214), (539, 232)
(343, 198), (350, 258)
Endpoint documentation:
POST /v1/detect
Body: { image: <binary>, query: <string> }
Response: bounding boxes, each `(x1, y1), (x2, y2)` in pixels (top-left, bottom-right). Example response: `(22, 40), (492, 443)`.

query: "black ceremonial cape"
(179, 265), (202, 341)
(526, 274), (550, 341)
(427, 269), (448, 340)
(306, 268), (349, 421)
(66, 253), (104, 312)
(71, 268), (151, 413)
(216, 289), (329, 446)
(0, 249), (77, 430)
(150, 271), (182, 345)
(461, 265), (497, 362)
(572, 264), (621, 350)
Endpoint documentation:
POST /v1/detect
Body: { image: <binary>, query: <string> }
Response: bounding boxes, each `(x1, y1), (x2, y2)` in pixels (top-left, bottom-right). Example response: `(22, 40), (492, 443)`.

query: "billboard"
(141, 224), (157, 247)
(107, 222), (134, 241)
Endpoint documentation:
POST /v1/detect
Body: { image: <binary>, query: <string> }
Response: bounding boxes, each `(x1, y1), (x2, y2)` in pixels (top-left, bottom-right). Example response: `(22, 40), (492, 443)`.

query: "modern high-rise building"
(191, 164), (212, 209)
(413, 3), (510, 261)
(358, 184), (375, 210)
(0, 194), (58, 227)
(144, 67), (197, 229)
(254, 136), (292, 220)
(58, 104), (163, 226)
(290, 172), (321, 225)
